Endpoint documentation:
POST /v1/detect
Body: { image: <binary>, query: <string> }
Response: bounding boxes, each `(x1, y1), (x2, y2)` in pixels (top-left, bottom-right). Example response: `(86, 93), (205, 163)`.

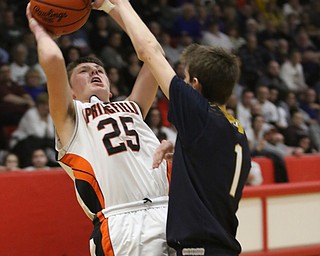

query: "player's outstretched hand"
(152, 140), (174, 169)
(26, 3), (55, 39)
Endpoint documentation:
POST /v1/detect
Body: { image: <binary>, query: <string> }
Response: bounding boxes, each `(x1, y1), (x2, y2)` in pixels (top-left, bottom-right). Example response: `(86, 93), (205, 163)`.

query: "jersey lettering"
(84, 101), (139, 123)
(229, 144), (243, 197)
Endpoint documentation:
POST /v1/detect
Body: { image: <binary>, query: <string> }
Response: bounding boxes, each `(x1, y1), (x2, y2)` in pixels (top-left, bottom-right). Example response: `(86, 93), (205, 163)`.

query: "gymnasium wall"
(0, 155), (320, 256)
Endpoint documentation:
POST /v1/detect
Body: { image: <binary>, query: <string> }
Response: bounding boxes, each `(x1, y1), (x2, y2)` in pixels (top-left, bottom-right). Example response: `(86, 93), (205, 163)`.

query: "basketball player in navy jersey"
(94, 0), (252, 255)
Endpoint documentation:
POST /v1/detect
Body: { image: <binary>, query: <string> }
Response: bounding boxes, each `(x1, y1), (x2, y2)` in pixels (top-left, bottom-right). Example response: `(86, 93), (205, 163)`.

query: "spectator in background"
(9, 43), (30, 86)
(264, 128), (304, 157)
(171, 3), (202, 42)
(22, 31), (38, 66)
(0, 152), (20, 172)
(282, 109), (309, 147)
(297, 134), (318, 154)
(226, 25), (246, 52)
(0, 47), (9, 64)
(100, 31), (126, 69)
(174, 30), (194, 57)
(9, 93), (55, 168)
(0, 64), (34, 128)
(226, 93), (238, 116)
(254, 85), (279, 125)
(246, 114), (288, 182)
(274, 38), (290, 65)
(62, 45), (82, 66)
(258, 0), (284, 28)
(279, 91), (311, 125)
(22, 67), (47, 101)
(309, 0), (320, 32)
(68, 28), (91, 56)
(88, 13), (110, 56)
(268, 86), (288, 130)
(257, 20), (280, 57)
(23, 148), (51, 171)
(237, 88), (255, 131)
(299, 87), (320, 122)
(284, 12), (299, 40)
(238, 33), (272, 91)
(153, 0), (178, 32)
(106, 66), (127, 101)
(294, 29), (320, 87)
(309, 115), (320, 151)
(159, 31), (181, 65)
(200, 19), (233, 51)
(196, 4), (211, 32)
(145, 107), (177, 145)
(283, 0), (303, 17)
(245, 18), (260, 36)
(222, 5), (238, 32)
(236, 3), (256, 36)
(22, 31), (47, 85)
(121, 49), (142, 92)
(148, 20), (162, 41)
(256, 59), (289, 101)
(57, 35), (73, 56)
(246, 161), (263, 186)
(280, 49), (308, 95)
(0, 8), (26, 51)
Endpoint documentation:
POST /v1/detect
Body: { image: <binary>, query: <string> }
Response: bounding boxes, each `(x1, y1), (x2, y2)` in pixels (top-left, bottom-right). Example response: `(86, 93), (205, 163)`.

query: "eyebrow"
(77, 64), (104, 72)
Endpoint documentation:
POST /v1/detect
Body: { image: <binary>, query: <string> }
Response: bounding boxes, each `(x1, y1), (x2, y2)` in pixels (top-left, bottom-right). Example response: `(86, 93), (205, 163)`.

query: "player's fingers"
(26, 3), (38, 29)
(152, 140), (174, 169)
(26, 3), (32, 21)
(164, 153), (173, 162)
(91, 0), (105, 10)
(160, 140), (174, 154)
(152, 150), (165, 169)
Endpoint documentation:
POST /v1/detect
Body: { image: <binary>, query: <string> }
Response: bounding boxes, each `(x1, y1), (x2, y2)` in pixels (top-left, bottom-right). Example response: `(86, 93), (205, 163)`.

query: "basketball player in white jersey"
(26, 5), (173, 256)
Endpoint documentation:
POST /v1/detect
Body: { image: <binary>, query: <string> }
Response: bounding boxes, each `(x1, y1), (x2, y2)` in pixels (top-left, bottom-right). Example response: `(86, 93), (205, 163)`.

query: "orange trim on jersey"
(101, 218), (115, 256)
(60, 153), (105, 209)
(96, 211), (105, 223)
(166, 161), (172, 186)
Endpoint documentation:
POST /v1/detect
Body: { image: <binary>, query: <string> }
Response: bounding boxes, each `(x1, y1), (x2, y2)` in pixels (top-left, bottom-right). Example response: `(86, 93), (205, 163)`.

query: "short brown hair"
(66, 56), (105, 80)
(180, 44), (239, 105)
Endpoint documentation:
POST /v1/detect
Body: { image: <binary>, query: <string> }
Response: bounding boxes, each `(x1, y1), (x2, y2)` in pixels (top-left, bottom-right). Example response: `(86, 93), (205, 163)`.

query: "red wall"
(1, 155), (320, 255)
(0, 169), (92, 256)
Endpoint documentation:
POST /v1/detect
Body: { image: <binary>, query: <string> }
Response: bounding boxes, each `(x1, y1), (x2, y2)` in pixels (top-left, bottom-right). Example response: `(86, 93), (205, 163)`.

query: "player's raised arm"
(94, 0), (175, 99)
(26, 4), (75, 146)
(93, 1), (159, 118)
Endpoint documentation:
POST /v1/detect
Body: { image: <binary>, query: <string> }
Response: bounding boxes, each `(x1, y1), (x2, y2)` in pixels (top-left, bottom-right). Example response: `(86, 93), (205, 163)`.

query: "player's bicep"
(46, 69), (75, 146)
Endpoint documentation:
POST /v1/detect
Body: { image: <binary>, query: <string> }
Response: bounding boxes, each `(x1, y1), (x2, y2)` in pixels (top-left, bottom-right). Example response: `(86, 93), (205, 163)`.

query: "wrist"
(99, 0), (115, 13)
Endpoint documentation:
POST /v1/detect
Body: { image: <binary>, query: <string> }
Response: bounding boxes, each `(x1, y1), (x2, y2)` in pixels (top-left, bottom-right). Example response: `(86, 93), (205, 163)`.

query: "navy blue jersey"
(167, 76), (251, 254)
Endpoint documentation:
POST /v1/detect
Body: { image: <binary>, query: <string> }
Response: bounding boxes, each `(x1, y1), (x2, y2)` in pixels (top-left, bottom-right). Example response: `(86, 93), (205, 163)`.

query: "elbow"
(39, 48), (64, 68)
(135, 39), (162, 62)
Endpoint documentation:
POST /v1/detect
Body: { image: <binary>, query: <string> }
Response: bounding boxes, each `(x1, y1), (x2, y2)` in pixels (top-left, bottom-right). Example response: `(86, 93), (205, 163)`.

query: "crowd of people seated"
(1, 0), (320, 181)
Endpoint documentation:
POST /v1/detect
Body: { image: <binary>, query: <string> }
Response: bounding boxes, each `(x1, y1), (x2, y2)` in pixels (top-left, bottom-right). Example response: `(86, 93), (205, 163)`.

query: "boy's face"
(32, 150), (48, 168)
(70, 63), (112, 102)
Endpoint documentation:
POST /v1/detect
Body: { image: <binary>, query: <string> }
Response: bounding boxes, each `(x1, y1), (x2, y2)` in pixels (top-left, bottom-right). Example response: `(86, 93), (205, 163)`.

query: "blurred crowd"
(1, 0), (320, 180)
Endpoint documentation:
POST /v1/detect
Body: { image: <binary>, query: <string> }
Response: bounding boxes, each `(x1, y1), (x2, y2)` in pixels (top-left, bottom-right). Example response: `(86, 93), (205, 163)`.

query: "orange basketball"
(30, 0), (92, 36)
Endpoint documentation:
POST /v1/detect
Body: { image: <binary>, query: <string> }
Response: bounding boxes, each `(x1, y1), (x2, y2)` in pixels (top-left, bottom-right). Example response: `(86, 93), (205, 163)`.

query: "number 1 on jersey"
(230, 144), (242, 197)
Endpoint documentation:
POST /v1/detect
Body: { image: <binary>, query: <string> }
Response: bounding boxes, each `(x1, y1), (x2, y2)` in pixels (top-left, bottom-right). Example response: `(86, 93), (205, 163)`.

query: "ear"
(191, 77), (202, 92)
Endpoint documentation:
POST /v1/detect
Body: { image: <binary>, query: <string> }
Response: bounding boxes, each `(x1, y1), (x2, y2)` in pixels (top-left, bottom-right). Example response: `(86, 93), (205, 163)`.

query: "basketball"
(29, 0), (92, 36)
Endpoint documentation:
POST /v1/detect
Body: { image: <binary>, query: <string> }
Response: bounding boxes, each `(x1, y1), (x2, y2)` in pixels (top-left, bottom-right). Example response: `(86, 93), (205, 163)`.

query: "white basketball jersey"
(57, 97), (170, 220)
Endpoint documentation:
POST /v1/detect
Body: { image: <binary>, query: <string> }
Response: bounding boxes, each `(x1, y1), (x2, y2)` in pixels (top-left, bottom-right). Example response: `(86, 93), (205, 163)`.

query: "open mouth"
(91, 77), (102, 83)
(91, 76), (103, 86)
